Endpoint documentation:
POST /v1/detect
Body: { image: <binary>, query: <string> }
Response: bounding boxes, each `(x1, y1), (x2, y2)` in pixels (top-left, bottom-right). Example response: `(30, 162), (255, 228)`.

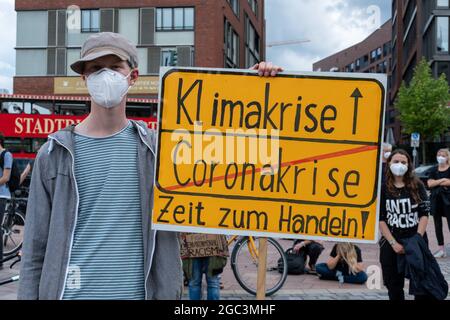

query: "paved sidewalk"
(183, 216), (450, 300)
(1, 217), (450, 300)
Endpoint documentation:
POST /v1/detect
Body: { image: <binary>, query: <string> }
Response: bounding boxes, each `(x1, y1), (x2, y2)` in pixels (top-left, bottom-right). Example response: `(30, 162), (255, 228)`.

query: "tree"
(395, 58), (450, 164)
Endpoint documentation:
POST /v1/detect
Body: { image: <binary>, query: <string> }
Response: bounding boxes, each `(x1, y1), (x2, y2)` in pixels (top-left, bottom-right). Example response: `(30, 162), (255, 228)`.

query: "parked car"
(414, 164), (436, 189)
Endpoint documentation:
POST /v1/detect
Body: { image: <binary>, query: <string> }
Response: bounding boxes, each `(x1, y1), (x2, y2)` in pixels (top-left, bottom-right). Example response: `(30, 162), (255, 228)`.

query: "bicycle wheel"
(231, 237), (288, 296)
(2, 211), (25, 257)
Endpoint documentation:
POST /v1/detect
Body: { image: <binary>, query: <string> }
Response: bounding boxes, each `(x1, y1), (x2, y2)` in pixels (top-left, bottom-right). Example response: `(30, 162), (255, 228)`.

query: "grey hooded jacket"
(17, 120), (183, 300)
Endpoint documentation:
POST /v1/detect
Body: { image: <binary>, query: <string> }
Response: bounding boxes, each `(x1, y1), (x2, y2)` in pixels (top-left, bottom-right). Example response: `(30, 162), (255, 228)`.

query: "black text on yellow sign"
(153, 68), (386, 243)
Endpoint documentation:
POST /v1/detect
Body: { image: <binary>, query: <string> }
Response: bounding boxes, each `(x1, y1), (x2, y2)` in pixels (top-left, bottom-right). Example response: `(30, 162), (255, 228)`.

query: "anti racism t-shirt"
(380, 182), (430, 239)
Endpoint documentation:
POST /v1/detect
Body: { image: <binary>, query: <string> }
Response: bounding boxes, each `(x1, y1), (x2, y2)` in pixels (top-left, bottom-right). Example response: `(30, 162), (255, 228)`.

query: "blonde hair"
(336, 243), (359, 275)
(437, 149), (450, 166)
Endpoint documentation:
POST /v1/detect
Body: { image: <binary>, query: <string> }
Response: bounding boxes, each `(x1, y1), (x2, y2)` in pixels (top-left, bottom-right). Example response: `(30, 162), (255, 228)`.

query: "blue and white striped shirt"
(62, 123), (145, 300)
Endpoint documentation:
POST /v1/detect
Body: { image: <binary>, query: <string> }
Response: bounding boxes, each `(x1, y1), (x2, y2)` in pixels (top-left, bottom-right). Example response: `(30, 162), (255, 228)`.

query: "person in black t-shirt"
(427, 148), (450, 258)
(315, 243), (368, 284)
(379, 149), (432, 300)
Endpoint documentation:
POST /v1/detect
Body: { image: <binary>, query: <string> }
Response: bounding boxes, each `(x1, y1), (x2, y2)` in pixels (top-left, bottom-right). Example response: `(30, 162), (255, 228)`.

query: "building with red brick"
(391, 0), (450, 146)
(313, 21), (395, 144)
(13, 0), (265, 99)
(0, 1), (264, 159)
(313, 21), (392, 75)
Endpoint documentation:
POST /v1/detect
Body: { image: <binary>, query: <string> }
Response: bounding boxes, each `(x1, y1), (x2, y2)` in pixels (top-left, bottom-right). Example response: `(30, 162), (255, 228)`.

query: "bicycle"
(227, 236), (288, 296)
(0, 251), (21, 286)
(2, 190), (27, 258)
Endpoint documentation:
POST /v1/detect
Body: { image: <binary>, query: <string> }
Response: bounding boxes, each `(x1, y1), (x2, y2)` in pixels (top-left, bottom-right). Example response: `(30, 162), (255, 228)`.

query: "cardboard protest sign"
(152, 68), (386, 243)
(179, 233), (229, 259)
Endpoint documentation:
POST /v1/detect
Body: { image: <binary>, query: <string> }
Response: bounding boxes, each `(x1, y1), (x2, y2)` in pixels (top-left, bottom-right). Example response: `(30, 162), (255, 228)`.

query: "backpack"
(278, 248), (306, 275)
(0, 150), (21, 193)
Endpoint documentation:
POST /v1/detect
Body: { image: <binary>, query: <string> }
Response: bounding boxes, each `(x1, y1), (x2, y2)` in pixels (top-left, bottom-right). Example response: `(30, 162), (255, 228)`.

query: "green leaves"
(395, 58), (450, 142)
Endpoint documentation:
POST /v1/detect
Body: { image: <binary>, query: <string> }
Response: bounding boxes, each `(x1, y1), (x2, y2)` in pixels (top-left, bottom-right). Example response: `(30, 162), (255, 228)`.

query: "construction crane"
(266, 39), (311, 48)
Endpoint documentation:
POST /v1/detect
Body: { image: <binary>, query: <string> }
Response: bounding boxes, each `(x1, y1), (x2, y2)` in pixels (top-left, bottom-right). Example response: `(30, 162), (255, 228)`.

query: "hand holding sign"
(250, 61), (284, 77)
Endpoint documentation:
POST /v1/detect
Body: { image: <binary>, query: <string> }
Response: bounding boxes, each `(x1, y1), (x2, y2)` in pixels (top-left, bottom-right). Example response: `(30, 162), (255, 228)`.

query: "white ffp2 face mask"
(86, 68), (132, 109)
(390, 163), (408, 177)
(437, 156), (448, 165)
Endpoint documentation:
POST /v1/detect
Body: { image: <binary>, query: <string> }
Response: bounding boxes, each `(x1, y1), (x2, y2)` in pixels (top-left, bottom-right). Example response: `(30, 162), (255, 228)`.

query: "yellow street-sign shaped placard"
(152, 68), (386, 243)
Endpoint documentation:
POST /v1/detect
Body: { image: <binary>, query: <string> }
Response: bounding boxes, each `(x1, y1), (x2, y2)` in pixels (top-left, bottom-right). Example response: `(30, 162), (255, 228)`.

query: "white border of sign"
(153, 67), (387, 245)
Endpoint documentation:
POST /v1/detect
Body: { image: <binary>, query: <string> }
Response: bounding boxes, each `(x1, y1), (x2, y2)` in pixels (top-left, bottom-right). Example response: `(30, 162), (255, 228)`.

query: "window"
(16, 49), (47, 76)
(162, 8), (172, 30)
(245, 16), (260, 68)
(391, 65), (397, 91)
(404, 59), (417, 84)
(376, 47), (382, 58)
(437, 17), (449, 53)
(156, 7), (194, 31)
(227, 0), (239, 16)
(438, 0), (449, 8)
(184, 8), (194, 29)
(387, 109), (396, 125)
(81, 10), (100, 33)
(436, 61), (450, 82)
(67, 49), (81, 76)
(377, 62), (387, 73)
(383, 42), (390, 56)
(174, 8), (184, 29)
(161, 48), (177, 66)
(225, 20), (239, 68)
(248, 0), (258, 17)
(119, 9), (139, 45)
(371, 49), (377, 62)
(362, 55), (369, 68)
(370, 48), (382, 62)
(17, 11), (48, 47)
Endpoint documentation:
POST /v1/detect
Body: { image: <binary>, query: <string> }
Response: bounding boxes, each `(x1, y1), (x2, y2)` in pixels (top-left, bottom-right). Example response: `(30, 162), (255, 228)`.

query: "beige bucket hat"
(70, 32), (139, 74)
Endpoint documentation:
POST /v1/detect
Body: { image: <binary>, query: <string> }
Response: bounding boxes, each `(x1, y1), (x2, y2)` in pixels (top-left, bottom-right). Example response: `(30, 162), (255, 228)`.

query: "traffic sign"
(152, 68), (387, 243)
(411, 132), (420, 148)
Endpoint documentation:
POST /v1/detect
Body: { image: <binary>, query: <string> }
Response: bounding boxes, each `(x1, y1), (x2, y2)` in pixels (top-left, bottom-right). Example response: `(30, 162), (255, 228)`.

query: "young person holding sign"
(18, 30), (283, 300)
(379, 149), (447, 300)
(18, 32), (183, 300)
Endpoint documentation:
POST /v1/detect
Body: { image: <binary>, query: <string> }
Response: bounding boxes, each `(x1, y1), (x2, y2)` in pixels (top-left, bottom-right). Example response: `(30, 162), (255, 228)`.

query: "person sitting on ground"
(315, 243), (368, 284)
(292, 239), (324, 273)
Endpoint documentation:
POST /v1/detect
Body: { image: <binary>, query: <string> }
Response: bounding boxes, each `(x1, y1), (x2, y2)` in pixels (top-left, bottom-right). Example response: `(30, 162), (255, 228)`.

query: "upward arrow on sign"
(351, 88), (363, 135)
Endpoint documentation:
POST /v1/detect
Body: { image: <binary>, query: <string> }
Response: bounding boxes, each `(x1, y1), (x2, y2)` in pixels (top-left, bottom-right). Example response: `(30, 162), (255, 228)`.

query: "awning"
(0, 93), (158, 104)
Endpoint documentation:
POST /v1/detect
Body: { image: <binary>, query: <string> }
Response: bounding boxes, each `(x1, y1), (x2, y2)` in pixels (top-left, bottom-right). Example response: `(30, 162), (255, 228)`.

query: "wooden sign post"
(256, 238), (268, 300)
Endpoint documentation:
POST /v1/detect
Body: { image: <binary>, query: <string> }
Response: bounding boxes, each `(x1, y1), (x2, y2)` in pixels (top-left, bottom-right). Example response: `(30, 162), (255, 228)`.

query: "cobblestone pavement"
(180, 254), (450, 300)
(1, 217), (450, 300)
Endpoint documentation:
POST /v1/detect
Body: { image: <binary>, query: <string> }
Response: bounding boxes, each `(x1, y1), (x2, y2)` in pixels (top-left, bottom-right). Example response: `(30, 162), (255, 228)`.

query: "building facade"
(391, 0), (450, 145)
(14, 0), (265, 99)
(313, 21), (392, 75)
(313, 21), (394, 143)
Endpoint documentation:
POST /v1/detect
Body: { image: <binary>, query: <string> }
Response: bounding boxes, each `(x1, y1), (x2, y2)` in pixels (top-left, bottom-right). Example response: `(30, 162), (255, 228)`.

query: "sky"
(0, 0), (15, 93)
(265, 0), (391, 71)
(0, 0), (391, 93)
